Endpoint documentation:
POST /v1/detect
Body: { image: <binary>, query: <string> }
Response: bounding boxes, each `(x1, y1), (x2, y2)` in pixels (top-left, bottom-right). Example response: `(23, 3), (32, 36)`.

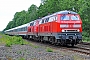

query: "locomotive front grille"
(62, 29), (79, 32)
(69, 36), (73, 39)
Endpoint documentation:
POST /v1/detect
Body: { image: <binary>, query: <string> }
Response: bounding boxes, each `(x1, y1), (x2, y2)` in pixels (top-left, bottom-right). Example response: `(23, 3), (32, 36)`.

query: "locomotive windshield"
(71, 15), (79, 20)
(61, 15), (69, 20)
(61, 15), (79, 20)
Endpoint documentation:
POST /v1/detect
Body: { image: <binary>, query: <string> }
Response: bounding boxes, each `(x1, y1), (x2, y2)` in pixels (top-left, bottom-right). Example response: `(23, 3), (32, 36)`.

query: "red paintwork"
(39, 21), (58, 34)
(27, 20), (39, 35)
(38, 14), (82, 34)
(34, 20), (39, 34)
(59, 14), (82, 33)
(28, 26), (34, 34)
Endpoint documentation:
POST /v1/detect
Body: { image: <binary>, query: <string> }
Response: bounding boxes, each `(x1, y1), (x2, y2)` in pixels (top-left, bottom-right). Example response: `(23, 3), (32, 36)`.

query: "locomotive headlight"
(62, 30), (65, 32)
(77, 29), (80, 32)
(60, 24), (68, 28)
(73, 24), (81, 28)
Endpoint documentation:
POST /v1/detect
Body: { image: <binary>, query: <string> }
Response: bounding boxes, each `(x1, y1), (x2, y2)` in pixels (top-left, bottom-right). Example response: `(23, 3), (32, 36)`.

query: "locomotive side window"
(61, 15), (69, 20)
(39, 20), (42, 24)
(30, 23), (31, 26)
(49, 16), (56, 22)
(34, 21), (37, 25)
(32, 22), (34, 26)
(30, 22), (34, 26)
(71, 15), (79, 20)
(42, 19), (44, 23)
(33, 22), (36, 26)
(45, 18), (49, 23)
(55, 16), (57, 20)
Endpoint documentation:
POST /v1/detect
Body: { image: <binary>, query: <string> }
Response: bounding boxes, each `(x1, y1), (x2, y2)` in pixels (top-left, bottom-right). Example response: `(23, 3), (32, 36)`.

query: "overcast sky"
(0, 0), (41, 31)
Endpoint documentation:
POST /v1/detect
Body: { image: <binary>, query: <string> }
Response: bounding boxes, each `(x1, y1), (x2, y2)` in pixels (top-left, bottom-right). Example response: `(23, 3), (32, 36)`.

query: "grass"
(0, 34), (29, 47)
(46, 47), (53, 52)
(0, 34), (40, 48)
(82, 39), (90, 43)
(18, 57), (25, 60)
(73, 55), (84, 60)
(28, 42), (40, 48)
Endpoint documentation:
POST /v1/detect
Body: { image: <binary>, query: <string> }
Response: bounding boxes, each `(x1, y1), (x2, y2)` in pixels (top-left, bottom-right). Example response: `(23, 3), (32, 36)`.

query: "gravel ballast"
(0, 39), (90, 60)
(0, 45), (74, 60)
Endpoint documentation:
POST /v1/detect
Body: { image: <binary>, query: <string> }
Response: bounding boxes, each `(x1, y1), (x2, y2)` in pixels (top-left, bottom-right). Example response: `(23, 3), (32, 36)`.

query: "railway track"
(68, 42), (90, 55)
(25, 39), (90, 56)
(80, 42), (90, 45)
(64, 46), (90, 56)
(51, 45), (90, 56)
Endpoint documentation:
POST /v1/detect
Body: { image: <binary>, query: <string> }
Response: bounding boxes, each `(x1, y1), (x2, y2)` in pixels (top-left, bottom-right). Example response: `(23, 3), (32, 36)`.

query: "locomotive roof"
(42, 10), (78, 19)
(55, 10), (77, 14)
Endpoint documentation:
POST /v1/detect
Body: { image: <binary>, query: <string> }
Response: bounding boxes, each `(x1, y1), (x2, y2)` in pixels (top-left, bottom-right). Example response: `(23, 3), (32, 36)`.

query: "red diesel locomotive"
(5, 10), (82, 46)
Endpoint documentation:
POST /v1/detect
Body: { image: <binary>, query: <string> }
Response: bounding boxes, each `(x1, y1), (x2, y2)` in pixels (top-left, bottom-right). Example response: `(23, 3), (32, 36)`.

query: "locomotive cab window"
(71, 15), (79, 20)
(61, 15), (69, 20)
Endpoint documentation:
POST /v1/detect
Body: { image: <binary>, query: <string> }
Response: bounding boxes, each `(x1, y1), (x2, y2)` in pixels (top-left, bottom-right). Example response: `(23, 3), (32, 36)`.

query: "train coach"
(5, 10), (82, 46)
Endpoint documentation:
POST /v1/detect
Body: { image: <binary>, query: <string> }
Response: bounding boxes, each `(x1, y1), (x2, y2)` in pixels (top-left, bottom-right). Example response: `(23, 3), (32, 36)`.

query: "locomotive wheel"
(51, 37), (59, 45)
(49, 37), (55, 45)
(40, 37), (44, 43)
(38, 37), (41, 42)
(71, 43), (74, 47)
(54, 39), (59, 46)
(60, 40), (65, 46)
(51, 38), (54, 45)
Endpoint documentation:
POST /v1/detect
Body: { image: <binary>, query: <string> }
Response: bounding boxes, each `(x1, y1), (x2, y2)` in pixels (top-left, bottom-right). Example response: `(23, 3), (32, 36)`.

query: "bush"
(5, 42), (11, 47)
(46, 47), (53, 52)
(82, 31), (90, 42)
(0, 34), (27, 47)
